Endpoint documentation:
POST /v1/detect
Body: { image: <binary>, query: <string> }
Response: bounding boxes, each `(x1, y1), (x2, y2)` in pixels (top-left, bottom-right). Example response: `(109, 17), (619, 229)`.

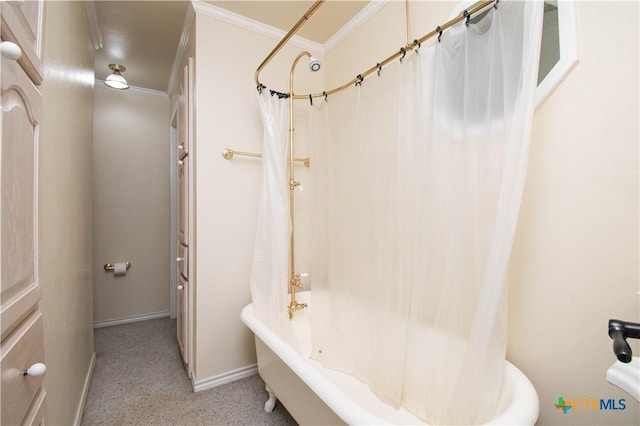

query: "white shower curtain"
(249, 91), (292, 342)
(309, 1), (543, 424)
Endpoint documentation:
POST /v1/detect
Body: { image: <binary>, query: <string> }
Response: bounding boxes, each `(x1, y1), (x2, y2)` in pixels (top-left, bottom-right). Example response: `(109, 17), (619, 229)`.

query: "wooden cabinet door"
(175, 59), (193, 374)
(0, 0), (44, 83)
(1, 43), (45, 425)
(1, 57), (42, 339)
(176, 60), (190, 246)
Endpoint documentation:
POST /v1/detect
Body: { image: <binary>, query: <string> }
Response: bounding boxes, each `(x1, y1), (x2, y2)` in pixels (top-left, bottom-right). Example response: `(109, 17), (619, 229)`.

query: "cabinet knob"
(23, 363), (46, 377)
(178, 144), (185, 150)
(178, 160), (184, 165)
(176, 257), (184, 263)
(178, 285), (184, 291)
(0, 41), (22, 61)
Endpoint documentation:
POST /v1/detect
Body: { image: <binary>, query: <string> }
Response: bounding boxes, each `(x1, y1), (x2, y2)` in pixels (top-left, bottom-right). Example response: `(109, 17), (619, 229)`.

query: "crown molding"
(323, 0), (389, 53)
(166, 0), (390, 94)
(95, 80), (169, 98)
(190, 0), (323, 55)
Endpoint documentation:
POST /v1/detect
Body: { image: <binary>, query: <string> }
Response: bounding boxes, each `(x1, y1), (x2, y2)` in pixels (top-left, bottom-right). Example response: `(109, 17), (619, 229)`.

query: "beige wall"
(39, 1), (95, 424)
(92, 87), (170, 323)
(325, 1), (639, 425)
(508, 2), (639, 424)
(188, 11), (323, 384)
(325, 1), (451, 89)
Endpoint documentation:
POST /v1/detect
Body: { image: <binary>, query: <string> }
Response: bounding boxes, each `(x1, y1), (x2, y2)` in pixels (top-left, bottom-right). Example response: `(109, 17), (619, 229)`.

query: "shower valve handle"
(609, 319), (640, 363)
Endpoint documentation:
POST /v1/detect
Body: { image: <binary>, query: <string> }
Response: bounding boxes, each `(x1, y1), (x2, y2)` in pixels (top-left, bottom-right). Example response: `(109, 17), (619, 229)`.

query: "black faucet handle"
(610, 329), (632, 363)
(608, 319), (640, 363)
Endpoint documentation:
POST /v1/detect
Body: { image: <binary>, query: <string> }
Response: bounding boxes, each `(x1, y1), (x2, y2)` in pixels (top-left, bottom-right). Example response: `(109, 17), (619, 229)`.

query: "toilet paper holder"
(104, 262), (132, 272)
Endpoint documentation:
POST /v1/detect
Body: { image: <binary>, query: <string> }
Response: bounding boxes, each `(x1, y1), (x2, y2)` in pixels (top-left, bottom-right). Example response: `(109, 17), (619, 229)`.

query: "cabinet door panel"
(0, 311), (45, 426)
(178, 244), (188, 280)
(177, 156), (188, 245)
(176, 275), (188, 365)
(1, 59), (42, 338)
(177, 78), (188, 157)
(22, 387), (47, 426)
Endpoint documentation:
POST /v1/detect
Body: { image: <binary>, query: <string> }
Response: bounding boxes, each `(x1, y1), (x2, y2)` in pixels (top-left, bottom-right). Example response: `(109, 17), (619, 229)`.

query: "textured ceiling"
(93, 1), (369, 93)
(94, 1), (189, 92)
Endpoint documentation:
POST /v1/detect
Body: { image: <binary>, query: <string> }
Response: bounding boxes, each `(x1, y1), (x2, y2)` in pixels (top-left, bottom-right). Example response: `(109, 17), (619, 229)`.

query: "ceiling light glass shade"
(104, 64), (129, 90)
(104, 72), (128, 90)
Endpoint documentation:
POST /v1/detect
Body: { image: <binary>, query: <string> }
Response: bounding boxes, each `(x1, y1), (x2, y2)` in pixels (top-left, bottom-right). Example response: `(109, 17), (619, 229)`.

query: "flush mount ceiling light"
(104, 64), (129, 90)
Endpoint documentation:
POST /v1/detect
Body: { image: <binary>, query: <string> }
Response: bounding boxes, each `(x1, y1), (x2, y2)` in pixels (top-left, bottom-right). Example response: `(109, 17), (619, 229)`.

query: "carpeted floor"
(81, 317), (298, 425)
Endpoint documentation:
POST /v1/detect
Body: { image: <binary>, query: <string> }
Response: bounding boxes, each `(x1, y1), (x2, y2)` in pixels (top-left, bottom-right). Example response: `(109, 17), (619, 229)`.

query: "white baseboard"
(73, 352), (96, 426)
(93, 310), (170, 328)
(193, 364), (258, 392)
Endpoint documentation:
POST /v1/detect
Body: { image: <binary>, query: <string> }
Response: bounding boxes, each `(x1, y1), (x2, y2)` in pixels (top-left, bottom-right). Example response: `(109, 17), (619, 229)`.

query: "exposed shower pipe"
(254, 0), (325, 91)
(287, 51), (321, 320)
(405, 0), (412, 47)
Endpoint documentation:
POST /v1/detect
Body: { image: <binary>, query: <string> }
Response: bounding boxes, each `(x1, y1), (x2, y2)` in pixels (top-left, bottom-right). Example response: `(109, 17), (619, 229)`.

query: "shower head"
(309, 56), (321, 72)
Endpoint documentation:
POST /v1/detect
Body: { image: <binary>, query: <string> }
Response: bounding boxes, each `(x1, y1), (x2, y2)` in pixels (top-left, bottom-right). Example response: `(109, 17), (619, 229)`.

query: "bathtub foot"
(264, 386), (277, 413)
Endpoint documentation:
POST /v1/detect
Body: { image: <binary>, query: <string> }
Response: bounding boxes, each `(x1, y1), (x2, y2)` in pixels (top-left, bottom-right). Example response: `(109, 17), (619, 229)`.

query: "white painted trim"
(191, 0), (323, 55)
(323, 0), (390, 53)
(95, 80), (168, 98)
(535, 0), (579, 108)
(167, 1), (195, 96)
(73, 352), (96, 426)
(126, 85), (169, 98)
(169, 116), (178, 320)
(193, 364), (258, 392)
(93, 311), (170, 328)
(185, 56), (196, 380)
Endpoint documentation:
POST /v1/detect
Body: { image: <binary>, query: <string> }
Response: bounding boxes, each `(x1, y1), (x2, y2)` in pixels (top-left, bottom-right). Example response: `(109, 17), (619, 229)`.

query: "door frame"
(169, 112), (178, 319)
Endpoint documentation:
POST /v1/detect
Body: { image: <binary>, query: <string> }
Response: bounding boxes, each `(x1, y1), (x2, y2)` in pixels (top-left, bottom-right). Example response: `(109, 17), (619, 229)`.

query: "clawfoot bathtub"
(241, 291), (539, 425)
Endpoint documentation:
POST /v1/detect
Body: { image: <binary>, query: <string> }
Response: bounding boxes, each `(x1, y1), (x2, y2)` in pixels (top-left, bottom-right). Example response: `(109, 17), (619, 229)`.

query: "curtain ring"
(355, 74), (364, 86)
(437, 26), (443, 42)
(269, 90), (288, 99)
(257, 83), (266, 94)
(377, 63), (382, 76)
(464, 10), (471, 26)
(494, 0), (499, 9)
(309, 94), (313, 106)
(413, 39), (421, 53)
(399, 47), (406, 63)
(323, 91), (328, 102)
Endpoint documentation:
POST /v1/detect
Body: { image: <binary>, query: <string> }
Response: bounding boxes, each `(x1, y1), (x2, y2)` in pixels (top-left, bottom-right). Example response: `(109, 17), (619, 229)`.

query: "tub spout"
(609, 319), (640, 363)
(288, 273), (307, 319)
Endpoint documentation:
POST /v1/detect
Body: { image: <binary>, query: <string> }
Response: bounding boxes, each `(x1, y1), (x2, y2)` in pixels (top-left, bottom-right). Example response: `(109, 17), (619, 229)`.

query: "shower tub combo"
(241, 291), (539, 425)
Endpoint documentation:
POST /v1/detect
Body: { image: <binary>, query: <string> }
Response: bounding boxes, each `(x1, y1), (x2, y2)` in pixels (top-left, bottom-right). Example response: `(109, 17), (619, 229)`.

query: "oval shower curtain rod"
(255, 0), (497, 100)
